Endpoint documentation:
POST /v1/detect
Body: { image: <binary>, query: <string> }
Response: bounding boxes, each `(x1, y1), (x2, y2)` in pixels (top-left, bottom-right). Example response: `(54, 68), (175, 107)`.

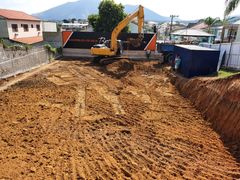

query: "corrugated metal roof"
(171, 29), (215, 37)
(0, 9), (40, 21)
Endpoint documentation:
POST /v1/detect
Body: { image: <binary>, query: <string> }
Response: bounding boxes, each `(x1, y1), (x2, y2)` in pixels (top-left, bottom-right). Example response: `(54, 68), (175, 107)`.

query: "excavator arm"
(91, 5), (144, 57)
(110, 5), (144, 52)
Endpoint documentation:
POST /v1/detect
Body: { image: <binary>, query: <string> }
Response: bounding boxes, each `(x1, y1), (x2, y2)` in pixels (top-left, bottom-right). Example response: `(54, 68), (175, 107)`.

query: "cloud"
(0, 0), (77, 14)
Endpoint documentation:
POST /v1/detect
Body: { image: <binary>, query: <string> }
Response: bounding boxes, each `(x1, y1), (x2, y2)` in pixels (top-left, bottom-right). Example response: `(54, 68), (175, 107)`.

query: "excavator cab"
(92, 38), (123, 56)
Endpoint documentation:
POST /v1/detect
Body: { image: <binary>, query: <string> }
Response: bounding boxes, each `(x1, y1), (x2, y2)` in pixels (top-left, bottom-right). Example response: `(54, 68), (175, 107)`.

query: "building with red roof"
(0, 9), (43, 44)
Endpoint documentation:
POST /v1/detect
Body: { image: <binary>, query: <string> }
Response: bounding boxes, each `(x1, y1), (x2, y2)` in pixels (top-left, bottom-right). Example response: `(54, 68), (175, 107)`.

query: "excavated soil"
(0, 60), (240, 179)
(173, 73), (240, 146)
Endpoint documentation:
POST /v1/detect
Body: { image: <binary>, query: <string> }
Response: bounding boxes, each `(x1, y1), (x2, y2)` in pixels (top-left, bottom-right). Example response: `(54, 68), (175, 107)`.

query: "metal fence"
(200, 42), (240, 70)
(0, 47), (49, 79)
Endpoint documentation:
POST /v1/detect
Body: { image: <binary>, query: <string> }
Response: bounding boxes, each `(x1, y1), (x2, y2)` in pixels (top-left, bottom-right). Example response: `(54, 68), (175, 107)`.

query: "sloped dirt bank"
(171, 73), (240, 142)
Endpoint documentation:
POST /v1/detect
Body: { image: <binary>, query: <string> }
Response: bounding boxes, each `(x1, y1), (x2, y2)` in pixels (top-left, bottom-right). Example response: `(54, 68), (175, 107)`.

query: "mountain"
(33, 0), (100, 20)
(33, 0), (171, 22)
(124, 5), (170, 22)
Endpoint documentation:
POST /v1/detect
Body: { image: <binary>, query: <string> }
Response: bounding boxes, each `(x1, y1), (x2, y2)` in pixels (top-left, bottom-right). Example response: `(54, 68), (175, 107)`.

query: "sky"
(0, 0), (240, 20)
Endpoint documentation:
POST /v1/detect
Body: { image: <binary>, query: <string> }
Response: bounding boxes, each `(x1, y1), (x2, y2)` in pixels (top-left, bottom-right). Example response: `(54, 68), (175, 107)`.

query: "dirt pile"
(173, 74), (240, 141)
(105, 59), (134, 78)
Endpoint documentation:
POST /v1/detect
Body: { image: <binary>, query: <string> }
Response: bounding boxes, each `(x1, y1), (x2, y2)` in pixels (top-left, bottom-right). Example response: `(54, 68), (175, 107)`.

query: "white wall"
(42, 22), (57, 32)
(7, 20), (42, 39)
(0, 19), (8, 38)
(235, 25), (240, 42)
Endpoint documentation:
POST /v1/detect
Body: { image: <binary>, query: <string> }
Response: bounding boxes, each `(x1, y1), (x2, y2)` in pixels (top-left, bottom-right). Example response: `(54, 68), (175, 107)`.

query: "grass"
(218, 68), (240, 78)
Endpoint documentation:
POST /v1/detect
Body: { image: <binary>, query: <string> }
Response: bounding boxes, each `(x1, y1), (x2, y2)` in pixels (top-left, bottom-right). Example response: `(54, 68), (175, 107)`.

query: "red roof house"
(0, 9), (43, 44)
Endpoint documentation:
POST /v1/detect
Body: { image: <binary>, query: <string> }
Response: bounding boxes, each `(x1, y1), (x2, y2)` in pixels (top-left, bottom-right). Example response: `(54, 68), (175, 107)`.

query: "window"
(31, 24), (33, 28)
(36, 24), (41, 31)
(11, 24), (18, 32)
(22, 24), (29, 32)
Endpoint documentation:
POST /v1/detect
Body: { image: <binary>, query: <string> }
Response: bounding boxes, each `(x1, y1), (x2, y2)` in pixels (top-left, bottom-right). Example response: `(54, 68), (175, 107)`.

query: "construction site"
(0, 2), (240, 179)
(0, 58), (240, 179)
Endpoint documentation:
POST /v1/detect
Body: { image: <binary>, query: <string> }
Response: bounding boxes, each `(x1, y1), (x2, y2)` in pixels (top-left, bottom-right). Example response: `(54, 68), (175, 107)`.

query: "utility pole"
(169, 15), (179, 40)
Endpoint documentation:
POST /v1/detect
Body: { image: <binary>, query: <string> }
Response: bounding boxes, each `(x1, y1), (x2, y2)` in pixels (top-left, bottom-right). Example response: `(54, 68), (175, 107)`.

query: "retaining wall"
(0, 46), (50, 79)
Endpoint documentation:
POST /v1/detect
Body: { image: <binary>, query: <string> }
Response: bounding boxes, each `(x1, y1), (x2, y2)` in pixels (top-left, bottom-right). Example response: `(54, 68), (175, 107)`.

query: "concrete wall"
(0, 46), (49, 79)
(6, 20), (42, 39)
(0, 19), (9, 38)
(43, 31), (62, 47)
(42, 22), (57, 32)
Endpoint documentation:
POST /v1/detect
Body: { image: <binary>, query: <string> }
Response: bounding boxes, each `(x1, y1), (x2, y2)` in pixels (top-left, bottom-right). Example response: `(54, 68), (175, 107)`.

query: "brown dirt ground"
(0, 59), (240, 179)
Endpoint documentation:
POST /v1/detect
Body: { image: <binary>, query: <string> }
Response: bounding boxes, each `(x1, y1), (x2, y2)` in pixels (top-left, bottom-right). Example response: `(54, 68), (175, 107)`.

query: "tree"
(225, 0), (240, 16)
(88, 14), (99, 31)
(204, 17), (221, 33)
(71, 18), (77, 23)
(63, 19), (70, 23)
(88, 0), (128, 32)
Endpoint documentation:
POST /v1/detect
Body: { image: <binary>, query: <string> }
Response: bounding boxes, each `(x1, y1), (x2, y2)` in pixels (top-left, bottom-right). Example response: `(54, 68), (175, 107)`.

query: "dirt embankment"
(172, 73), (240, 141)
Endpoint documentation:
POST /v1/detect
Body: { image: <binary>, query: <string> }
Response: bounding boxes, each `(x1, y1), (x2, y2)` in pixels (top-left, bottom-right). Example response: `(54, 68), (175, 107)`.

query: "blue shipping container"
(174, 45), (220, 78)
(157, 43), (174, 53)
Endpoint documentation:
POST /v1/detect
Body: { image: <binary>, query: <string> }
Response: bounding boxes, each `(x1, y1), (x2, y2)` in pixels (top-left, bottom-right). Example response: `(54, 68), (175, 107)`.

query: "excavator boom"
(91, 5), (144, 57)
(110, 5), (144, 52)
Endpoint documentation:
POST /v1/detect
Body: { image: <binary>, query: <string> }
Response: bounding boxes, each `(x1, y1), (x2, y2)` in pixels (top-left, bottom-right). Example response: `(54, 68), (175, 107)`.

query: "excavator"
(90, 5), (144, 64)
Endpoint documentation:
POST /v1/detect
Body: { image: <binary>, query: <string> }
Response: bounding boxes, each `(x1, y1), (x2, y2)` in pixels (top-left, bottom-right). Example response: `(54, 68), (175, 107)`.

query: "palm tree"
(225, 0), (240, 16)
(204, 17), (221, 33)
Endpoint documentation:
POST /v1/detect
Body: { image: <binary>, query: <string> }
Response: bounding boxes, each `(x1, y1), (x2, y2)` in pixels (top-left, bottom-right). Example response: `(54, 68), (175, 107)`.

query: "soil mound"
(173, 73), (240, 141)
(105, 59), (134, 78)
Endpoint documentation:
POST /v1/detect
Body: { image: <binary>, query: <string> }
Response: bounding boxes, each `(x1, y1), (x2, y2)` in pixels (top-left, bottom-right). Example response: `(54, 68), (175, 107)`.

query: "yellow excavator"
(90, 5), (144, 63)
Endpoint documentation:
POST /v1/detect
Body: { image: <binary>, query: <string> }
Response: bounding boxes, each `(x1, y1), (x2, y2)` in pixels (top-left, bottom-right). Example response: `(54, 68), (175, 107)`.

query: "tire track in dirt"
(91, 84), (125, 115)
(0, 60), (240, 179)
(75, 87), (86, 117)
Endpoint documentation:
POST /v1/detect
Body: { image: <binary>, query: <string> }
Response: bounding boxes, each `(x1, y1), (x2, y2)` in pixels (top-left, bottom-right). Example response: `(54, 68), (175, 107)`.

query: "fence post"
(227, 41), (233, 67)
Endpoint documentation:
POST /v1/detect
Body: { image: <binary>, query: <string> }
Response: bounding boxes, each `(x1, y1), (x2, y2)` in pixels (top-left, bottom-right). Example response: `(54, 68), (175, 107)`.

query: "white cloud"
(0, 0), (77, 14)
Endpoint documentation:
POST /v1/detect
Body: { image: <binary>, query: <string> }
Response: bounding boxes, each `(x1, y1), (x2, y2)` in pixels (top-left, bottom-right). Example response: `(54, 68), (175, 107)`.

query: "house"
(189, 22), (208, 31)
(171, 29), (215, 43)
(158, 22), (186, 40)
(0, 9), (43, 44)
(210, 24), (239, 43)
(233, 20), (240, 42)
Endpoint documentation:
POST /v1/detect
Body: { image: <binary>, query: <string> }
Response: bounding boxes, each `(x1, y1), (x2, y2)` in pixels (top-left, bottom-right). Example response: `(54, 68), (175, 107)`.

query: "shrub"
(44, 44), (57, 54)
